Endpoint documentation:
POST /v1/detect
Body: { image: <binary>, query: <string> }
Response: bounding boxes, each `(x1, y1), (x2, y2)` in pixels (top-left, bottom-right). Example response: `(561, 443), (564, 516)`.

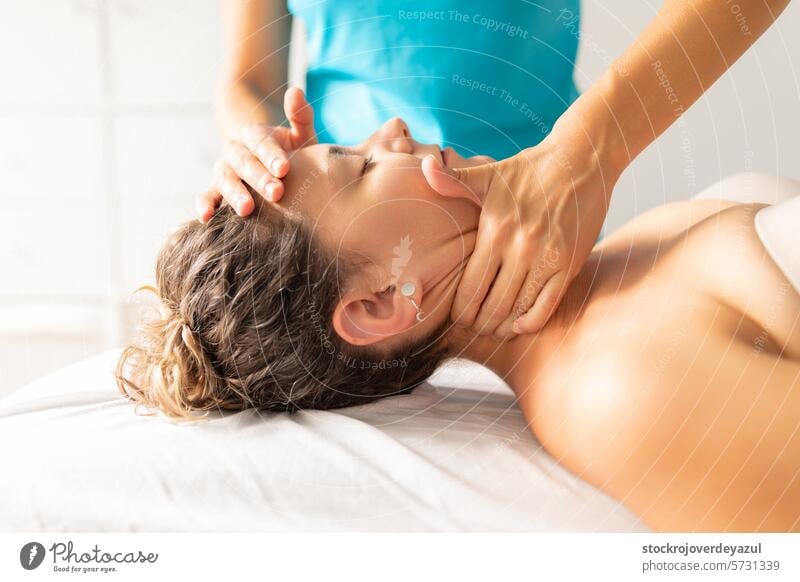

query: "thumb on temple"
(284, 87), (317, 145)
(421, 155), (493, 208)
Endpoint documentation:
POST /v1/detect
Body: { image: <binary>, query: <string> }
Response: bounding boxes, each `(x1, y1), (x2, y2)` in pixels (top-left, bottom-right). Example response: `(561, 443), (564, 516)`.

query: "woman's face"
(275, 117), (493, 347)
(279, 117), (490, 283)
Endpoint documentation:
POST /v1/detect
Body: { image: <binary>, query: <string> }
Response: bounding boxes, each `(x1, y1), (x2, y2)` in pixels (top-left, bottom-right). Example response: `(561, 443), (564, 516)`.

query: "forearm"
(217, 0), (292, 139)
(216, 80), (283, 139)
(551, 0), (790, 194)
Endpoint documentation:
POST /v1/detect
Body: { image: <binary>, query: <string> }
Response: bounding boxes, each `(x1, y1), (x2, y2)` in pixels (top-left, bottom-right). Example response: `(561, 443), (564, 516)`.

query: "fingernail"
(271, 158), (284, 175)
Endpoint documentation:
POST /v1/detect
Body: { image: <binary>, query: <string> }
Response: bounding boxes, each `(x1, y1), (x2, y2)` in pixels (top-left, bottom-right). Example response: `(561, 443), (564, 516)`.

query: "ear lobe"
(332, 283), (421, 347)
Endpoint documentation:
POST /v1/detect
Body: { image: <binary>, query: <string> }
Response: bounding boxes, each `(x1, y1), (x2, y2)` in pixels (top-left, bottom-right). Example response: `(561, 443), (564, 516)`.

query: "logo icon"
(390, 235), (413, 285)
(20, 542), (45, 570)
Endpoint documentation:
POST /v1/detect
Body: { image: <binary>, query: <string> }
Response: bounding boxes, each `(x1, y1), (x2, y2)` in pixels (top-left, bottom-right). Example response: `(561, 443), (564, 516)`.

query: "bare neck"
(451, 260), (599, 391)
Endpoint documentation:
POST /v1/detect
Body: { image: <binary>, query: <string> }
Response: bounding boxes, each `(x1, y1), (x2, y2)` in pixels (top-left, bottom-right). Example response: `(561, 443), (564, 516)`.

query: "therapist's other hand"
(196, 87), (317, 222)
(422, 135), (617, 338)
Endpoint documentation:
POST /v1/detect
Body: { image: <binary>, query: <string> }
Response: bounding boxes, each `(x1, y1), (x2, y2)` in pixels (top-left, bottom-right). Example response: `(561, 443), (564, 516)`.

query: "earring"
(400, 282), (424, 322)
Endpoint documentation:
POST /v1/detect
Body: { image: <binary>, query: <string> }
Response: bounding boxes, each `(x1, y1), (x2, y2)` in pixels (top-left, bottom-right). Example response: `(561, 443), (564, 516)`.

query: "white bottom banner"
(1, 533), (798, 581)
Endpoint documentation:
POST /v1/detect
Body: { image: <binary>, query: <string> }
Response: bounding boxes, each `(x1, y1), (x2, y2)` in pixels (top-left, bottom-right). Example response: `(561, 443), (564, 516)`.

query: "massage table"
(1, 172), (796, 532)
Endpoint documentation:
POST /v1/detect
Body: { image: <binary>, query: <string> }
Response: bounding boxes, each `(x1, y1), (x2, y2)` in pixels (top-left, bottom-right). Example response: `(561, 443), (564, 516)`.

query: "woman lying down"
(116, 118), (800, 532)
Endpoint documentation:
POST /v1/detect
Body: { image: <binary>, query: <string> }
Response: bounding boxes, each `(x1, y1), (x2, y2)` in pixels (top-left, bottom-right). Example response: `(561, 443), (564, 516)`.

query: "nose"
(377, 117), (413, 154)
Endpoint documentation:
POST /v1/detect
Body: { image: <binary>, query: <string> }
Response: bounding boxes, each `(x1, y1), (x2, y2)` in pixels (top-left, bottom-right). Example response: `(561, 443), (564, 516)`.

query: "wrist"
(216, 80), (281, 139)
(540, 123), (619, 209)
(549, 69), (631, 184)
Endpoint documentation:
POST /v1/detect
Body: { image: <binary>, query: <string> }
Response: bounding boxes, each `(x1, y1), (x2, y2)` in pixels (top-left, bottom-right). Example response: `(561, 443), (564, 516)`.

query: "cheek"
(332, 169), (479, 257)
(341, 199), (472, 261)
(398, 172), (481, 234)
(339, 200), (421, 254)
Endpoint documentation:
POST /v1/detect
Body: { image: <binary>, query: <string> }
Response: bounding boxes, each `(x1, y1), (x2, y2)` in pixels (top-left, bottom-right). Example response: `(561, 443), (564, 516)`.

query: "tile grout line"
(98, 0), (123, 349)
(0, 104), (214, 117)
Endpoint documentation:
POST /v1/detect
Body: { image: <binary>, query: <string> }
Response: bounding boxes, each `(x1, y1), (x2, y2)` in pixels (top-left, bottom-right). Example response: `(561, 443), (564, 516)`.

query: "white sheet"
(755, 192), (800, 294)
(694, 171), (800, 293)
(0, 349), (647, 532)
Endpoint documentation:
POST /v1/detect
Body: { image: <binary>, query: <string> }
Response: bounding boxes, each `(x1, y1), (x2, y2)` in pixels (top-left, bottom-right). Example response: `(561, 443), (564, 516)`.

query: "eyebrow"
(326, 145), (343, 190)
(326, 145), (355, 191)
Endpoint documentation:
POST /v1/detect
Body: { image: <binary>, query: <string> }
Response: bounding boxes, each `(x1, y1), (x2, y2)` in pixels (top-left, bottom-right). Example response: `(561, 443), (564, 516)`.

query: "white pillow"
(0, 350), (647, 532)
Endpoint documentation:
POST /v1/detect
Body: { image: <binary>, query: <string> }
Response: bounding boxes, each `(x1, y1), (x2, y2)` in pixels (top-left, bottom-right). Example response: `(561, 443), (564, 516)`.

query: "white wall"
(0, 0), (798, 398)
(0, 0), (223, 397)
(576, 1), (800, 232)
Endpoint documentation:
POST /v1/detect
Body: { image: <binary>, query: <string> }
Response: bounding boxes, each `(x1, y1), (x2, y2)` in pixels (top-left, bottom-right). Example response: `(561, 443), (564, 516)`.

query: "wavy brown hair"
(115, 202), (450, 422)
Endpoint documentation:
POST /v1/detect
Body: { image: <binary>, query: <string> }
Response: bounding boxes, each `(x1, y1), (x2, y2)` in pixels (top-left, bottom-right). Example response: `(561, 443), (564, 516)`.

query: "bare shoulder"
(532, 328), (800, 532)
(597, 199), (743, 253)
(530, 333), (694, 479)
(678, 203), (800, 358)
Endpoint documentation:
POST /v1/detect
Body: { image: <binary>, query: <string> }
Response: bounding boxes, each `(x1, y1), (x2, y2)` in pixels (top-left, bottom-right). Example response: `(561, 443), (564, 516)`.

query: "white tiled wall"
(0, 0), (102, 106)
(1, 0), (798, 398)
(108, 0), (223, 106)
(0, 0), (222, 397)
(0, 116), (107, 299)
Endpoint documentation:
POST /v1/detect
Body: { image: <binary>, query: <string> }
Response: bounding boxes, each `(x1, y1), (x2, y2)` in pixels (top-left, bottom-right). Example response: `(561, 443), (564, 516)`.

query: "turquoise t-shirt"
(288, 0), (580, 160)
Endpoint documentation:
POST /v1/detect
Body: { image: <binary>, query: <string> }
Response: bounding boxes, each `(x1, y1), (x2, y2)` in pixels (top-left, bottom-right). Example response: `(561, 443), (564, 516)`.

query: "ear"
(332, 279), (422, 346)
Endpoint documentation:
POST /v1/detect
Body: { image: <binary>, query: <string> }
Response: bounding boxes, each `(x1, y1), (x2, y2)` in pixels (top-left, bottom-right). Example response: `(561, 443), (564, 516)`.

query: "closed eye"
(361, 154), (375, 176)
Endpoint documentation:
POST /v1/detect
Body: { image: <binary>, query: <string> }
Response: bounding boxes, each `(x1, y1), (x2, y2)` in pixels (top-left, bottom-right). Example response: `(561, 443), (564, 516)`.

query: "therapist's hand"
(196, 87), (317, 222)
(422, 134), (618, 338)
